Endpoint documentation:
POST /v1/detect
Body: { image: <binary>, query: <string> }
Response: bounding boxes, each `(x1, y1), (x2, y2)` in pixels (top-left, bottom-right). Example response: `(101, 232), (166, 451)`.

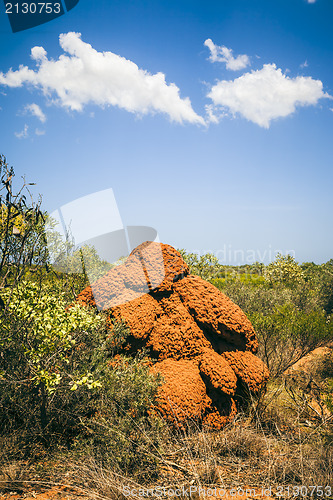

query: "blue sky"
(0, 0), (332, 264)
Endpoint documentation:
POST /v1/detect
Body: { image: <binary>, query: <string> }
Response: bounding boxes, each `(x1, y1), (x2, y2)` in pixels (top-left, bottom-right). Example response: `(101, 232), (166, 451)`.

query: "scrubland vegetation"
(0, 155), (332, 498)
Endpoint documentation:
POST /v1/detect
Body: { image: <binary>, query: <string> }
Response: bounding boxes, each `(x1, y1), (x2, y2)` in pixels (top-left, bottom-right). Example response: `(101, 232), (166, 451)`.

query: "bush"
(250, 305), (332, 377)
(214, 277), (333, 379)
(0, 279), (105, 436)
(0, 157), (163, 481)
(264, 253), (305, 287)
(72, 353), (163, 478)
(0, 154), (46, 287)
(302, 260), (333, 314)
(0, 278), (162, 478)
(178, 249), (223, 281)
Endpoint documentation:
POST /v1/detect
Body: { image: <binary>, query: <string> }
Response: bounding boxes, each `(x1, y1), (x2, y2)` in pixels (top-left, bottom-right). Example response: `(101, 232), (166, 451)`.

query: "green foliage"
(215, 276), (333, 378)
(44, 212), (113, 285)
(0, 280), (105, 435)
(250, 305), (332, 377)
(180, 248), (333, 380)
(75, 353), (163, 476)
(214, 278), (293, 314)
(0, 155), (47, 286)
(264, 253), (305, 287)
(0, 278), (161, 477)
(309, 350), (333, 415)
(0, 158), (161, 476)
(1, 155), (332, 483)
(302, 259), (333, 314)
(178, 249), (223, 281)
(0, 205), (26, 236)
(213, 272), (266, 289)
(54, 244), (113, 283)
(0, 280), (103, 390)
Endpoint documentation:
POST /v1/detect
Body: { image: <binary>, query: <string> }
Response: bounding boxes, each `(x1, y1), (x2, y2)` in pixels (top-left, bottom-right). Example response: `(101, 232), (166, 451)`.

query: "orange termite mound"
(76, 241), (269, 429)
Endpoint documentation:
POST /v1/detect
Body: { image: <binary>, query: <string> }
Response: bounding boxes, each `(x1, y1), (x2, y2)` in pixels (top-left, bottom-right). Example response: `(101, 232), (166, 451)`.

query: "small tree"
(251, 304), (333, 378)
(178, 249), (222, 281)
(0, 154), (46, 289)
(0, 280), (104, 432)
(0, 156), (102, 435)
(302, 260), (333, 314)
(53, 244), (113, 283)
(264, 253), (305, 287)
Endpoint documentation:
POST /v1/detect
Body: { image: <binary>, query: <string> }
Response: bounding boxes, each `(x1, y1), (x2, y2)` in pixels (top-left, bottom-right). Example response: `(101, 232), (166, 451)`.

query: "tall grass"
(1, 373), (332, 498)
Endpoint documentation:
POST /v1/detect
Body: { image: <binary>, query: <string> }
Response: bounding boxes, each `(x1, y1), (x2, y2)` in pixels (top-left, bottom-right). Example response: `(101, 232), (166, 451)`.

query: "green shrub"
(302, 260), (333, 314)
(0, 155), (47, 288)
(250, 305), (332, 377)
(0, 280), (105, 436)
(178, 249), (223, 281)
(0, 278), (162, 478)
(264, 253), (305, 287)
(215, 278), (333, 379)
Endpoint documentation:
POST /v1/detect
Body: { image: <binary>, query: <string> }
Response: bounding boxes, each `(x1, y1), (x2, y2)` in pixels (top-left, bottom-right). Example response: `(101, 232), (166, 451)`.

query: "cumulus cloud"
(0, 32), (204, 125)
(207, 63), (330, 128)
(24, 103), (46, 122)
(204, 39), (250, 71)
(15, 124), (29, 138)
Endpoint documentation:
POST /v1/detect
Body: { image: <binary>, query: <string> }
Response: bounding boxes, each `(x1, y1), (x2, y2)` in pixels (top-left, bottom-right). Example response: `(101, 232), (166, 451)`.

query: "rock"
(76, 241), (269, 429)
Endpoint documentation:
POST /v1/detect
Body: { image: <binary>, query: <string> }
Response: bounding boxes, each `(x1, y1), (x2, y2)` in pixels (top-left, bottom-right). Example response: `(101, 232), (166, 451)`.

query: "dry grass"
(1, 378), (332, 500)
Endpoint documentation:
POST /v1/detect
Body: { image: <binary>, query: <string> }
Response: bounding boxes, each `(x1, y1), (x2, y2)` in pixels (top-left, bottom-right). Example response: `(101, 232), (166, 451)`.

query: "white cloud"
(207, 63), (331, 128)
(15, 124), (29, 138)
(204, 104), (227, 124)
(307, 0), (316, 3)
(300, 60), (308, 69)
(204, 39), (250, 71)
(35, 128), (45, 136)
(0, 32), (204, 125)
(24, 103), (46, 122)
(205, 104), (219, 124)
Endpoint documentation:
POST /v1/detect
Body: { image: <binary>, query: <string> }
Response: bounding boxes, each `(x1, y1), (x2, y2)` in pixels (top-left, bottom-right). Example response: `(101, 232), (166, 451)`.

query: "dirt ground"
(0, 486), (277, 500)
(1, 346), (331, 500)
(0, 487), (88, 500)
